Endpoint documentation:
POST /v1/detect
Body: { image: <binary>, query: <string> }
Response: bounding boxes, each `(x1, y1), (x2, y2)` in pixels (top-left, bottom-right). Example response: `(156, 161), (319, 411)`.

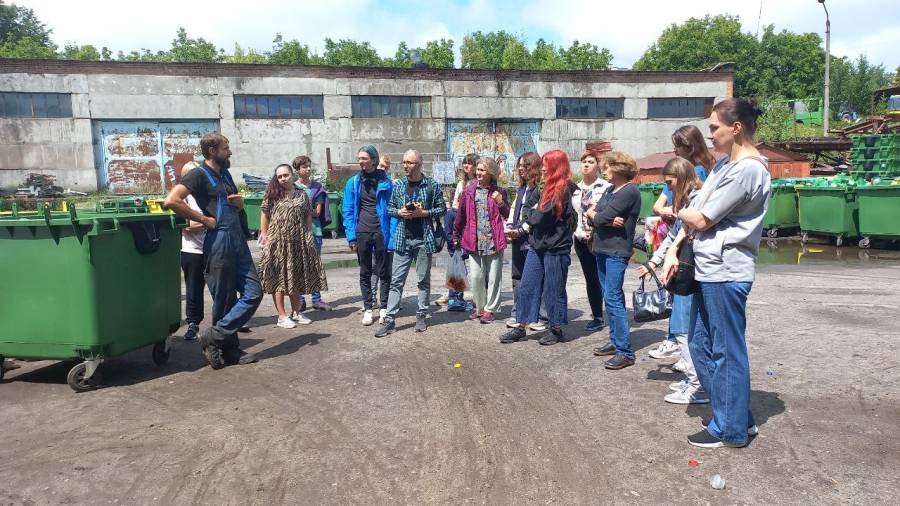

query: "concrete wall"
(0, 66), (730, 191)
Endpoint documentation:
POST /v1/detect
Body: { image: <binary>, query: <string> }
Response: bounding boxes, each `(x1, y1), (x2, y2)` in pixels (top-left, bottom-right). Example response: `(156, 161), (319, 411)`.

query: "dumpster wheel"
(835, 235), (844, 248)
(800, 232), (809, 244)
(766, 227), (779, 238)
(0, 356), (5, 382)
(859, 237), (871, 249)
(152, 340), (170, 367)
(67, 362), (102, 392)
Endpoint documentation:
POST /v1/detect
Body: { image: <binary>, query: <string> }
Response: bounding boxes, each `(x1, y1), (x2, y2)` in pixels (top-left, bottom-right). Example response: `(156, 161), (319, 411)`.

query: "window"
(233, 95), (324, 119)
(351, 96), (432, 118)
(555, 98), (624, 119)
(0, 92), (72, 118)
(647, 97), (714, 119)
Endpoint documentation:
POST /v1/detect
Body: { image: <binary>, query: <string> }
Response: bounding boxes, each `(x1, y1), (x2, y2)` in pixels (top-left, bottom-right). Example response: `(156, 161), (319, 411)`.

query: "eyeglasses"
(402, 161), (418, 165)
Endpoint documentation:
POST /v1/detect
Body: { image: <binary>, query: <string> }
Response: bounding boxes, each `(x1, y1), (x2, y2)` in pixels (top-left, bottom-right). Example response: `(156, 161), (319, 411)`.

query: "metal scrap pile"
(242, 173), (270, 191)
(15, 173), (65, 198)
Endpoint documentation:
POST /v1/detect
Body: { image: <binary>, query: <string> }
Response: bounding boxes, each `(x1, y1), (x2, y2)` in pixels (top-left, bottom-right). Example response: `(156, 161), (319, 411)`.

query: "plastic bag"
(446, 249), (468, 292)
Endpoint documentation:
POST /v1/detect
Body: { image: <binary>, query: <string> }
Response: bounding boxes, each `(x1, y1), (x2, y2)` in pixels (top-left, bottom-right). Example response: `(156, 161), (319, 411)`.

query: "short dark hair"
(292, 155), (311, 169)
(200, 133), (228, 159)
(712, 98), (764, 138)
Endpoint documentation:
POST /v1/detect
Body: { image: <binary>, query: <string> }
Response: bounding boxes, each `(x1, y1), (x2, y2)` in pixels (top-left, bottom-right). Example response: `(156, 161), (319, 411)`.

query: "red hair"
(539, 149), (572, 219)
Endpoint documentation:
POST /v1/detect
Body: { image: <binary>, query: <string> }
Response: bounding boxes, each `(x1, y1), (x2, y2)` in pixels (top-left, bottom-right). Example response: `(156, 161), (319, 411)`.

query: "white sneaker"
(672, 358), (688, 373)
(649, 340), (680, 359)
(664, 384), (709, 405)
(379, 308), (387, 324)
(276, 317), (297, 329)
(505, 317), (518, 328)
(529, 321), (547, 331)
(669, 379), (689, 392)
(362, 309), (374, 326)
(293, 312), (312, 325)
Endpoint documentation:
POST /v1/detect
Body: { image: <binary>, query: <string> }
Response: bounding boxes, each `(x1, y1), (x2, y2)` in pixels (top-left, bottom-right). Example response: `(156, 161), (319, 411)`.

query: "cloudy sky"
(19, 0), (900, 70)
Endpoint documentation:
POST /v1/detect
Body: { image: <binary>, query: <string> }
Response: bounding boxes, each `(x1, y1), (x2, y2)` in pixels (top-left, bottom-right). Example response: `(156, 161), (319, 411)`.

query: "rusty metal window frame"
(233, 94), (324, 119)
(0, 92), (72, 118)
(555, 97), (623, 119)
(351, 95), (432, 118)
(647, 97), (715, 119)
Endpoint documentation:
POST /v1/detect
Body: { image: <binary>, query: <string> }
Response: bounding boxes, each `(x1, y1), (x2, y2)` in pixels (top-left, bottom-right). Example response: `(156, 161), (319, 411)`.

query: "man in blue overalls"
(165, 133), (263, 369)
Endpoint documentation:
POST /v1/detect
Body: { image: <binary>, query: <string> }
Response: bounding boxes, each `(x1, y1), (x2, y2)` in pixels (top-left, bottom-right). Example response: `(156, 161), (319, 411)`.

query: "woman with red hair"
(500, 149), (576, 345)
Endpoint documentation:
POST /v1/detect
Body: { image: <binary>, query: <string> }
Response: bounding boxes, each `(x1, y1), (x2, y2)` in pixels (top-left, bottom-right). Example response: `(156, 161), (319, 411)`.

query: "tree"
(830, 54), (890, 116)
(559, 40), (612, 70)
(420, 38), (454, 68)
(268, 34), (312, 65)
(500, 38), (530, 70)
(384, 41), (412, 68)
(60, 44), (112, 61)
(633, 15), (758, 96)
(0, 35), (55, 58)
(752, 25), (824, 99)
(892, 66), (899, 87)
(460, 31), (525, 69)
(225, 43), (267, 64)
(0, 1), (52, 47)
(321, 38), (381, 66)
(529, 39), (565, 70)
(167, 27), (223, 63)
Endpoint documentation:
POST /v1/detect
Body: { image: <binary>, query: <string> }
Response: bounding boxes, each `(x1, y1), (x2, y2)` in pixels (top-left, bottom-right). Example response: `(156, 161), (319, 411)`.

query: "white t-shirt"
(181, 194), (206, 254)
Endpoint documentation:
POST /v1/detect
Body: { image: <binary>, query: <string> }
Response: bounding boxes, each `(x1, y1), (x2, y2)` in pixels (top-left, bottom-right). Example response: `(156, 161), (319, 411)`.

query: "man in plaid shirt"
(375, 150), (448, 337)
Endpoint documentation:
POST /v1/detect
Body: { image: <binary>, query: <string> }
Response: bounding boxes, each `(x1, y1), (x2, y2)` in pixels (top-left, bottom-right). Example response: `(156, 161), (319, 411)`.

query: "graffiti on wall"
(447, 120), (541, 180)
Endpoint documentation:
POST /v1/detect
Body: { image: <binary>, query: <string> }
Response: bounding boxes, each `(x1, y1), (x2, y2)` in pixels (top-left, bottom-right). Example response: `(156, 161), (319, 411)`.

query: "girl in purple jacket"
(452, 158), (510, 323)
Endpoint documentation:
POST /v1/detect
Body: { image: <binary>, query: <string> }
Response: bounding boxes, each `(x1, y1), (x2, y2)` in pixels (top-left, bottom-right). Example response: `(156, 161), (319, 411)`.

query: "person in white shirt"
(179, 161), (206, 341)
(571, 150), (611, 333)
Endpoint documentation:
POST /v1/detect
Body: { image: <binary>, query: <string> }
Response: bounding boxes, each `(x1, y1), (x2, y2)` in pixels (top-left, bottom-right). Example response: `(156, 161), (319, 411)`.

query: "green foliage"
(894, 66), (900, 86)
(0, 34), (54, 58)
(499, 38), (530, 70)
(224, 43), (267, 64)
(268, 34), (313, 65)
(829, 54), (891, 116)
(560, 40), (612, 70)
(420, 38), (454, 68)
(460, 30), (523, 69)
(60, 44), (112, 61)
(384, 41), (412, 68)
(529, 39), (565, 70)
(168, 28), (223, 63)
(321, 38), (382, 67)
(752, 25), (824, 98)
(634, 15), (757, 96)
(0, 1), (52, 47)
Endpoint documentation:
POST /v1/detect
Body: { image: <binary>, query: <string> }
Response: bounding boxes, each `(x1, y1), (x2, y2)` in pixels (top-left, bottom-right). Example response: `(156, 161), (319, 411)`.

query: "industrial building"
(0, 59), (732, 193)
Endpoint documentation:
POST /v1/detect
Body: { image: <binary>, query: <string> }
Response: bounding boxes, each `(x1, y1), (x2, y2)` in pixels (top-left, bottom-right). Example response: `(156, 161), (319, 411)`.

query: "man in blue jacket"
(343, 145), (394, 326)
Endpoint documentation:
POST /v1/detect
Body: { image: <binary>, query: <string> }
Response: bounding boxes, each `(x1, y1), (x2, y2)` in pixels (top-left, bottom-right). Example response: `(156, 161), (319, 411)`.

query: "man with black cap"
(342, 145), (394, 325)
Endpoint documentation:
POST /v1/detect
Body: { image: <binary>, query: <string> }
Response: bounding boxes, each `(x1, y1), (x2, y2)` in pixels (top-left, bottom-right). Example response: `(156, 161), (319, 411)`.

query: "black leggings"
(573, 238), (604, 319)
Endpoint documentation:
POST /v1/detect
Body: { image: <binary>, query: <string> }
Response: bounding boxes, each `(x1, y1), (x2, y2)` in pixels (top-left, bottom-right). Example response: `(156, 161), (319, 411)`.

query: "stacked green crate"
(850, 134), (900, 178)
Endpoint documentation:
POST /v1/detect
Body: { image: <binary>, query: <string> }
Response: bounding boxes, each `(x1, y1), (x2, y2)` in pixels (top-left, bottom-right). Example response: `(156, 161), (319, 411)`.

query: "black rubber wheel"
(858, 237), (871, 249)
(766, 227), (779, 238)
(67, 362), (102, 392)
(835, 235), (844, 248)
(0, 356), (5, 382)
(152, 341), (170, 367)
(331, 230), (338, 239)
(800, 232), (809, 244)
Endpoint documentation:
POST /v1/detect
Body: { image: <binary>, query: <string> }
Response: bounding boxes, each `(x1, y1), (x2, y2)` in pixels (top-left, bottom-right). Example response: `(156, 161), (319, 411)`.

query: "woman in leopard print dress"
(258, 164), (328, 328)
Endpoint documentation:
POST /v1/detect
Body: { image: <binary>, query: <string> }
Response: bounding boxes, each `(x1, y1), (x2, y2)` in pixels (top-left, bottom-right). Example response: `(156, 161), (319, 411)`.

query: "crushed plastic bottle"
(709, 474), (726, 490)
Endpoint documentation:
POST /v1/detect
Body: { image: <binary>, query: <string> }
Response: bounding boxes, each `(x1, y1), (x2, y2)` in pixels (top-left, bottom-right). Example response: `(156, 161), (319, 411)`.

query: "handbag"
(633, 264), (673, 323)
(665, 236), (699, 296)
(432, 218), (446, 253)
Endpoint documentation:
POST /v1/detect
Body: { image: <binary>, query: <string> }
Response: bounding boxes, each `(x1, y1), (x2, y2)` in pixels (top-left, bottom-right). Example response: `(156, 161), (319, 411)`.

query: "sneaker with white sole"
(379, 308), (387, 324)
(672, 358), (688, 373)
(293, 312), (312, 325)
(276, 317), (297, 329)
(505, 317), (518, 328)
(669, 379), (690, 391)
(362, 309), (374, 326)
(700, 418), (759, 437)
(312, 301), (332, 311)
(529, 321), (547, 332)
(649, 339), (680, 359)
(664, 384), (710, 405)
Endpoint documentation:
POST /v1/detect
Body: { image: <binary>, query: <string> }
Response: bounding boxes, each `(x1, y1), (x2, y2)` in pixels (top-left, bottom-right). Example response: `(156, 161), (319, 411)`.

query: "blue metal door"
(94, 120), (218, 194)
(447, 120), (541, 180)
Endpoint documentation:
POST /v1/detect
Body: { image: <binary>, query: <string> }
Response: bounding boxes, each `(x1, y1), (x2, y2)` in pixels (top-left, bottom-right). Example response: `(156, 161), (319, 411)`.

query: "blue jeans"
(515, 250), (569, 327)
(385, 238), (431, 319)
(204, 226), (263, 342)
(303, 235), (323, 303)
(596, 253), (633, 359)
(690, 281), (755, 445)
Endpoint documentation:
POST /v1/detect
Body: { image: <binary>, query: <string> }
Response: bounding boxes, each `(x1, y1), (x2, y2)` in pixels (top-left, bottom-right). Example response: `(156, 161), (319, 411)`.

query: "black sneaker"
(700, 418), (759, 437)
(539, 326), (564, 345)
(237, 326), (252, 333)
(223, 347), (258, 365)
(202, 344), (226, 370)
(593, 342), (616, 356)
(687, 429), (749, 448)
(604, 353), (635, 370)
(584, 318), (606, 332)
(184, 322), (200, 341)
(499, 327), (526, 343)
(415, 312), (428, 332)
(375, 319), (395, 338)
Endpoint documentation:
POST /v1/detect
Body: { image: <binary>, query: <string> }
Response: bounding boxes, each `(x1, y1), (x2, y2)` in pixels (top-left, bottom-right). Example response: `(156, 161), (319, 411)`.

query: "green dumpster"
(762, 182), (800, 237)
(323, 191), (343, 238)
(638, 183), (665, 218)
(0, 202), (185, 391)
(242, 192), (265, 237)
(797, 184), (860, 247)
(856, 184), (900, 248)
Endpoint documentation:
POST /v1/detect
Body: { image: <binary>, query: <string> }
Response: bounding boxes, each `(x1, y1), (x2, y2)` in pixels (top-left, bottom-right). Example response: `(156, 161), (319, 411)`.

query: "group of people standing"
(164, 96), (770, 450)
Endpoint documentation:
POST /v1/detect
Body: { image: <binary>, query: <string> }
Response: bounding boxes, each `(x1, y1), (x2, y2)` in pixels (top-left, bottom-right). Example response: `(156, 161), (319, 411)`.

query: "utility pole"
(819, 0), (831, 135)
